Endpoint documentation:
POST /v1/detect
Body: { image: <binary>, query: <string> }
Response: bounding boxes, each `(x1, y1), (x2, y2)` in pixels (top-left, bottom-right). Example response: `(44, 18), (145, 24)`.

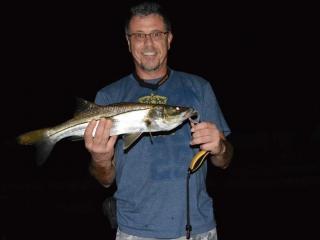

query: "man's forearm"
(210, 139), (233, 169)
(89, 158), (116, 187)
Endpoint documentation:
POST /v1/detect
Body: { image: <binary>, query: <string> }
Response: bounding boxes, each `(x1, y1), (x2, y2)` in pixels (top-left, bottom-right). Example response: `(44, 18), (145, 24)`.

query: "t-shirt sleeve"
(201, 81), (231, 137)
(94, 90), (110, 105)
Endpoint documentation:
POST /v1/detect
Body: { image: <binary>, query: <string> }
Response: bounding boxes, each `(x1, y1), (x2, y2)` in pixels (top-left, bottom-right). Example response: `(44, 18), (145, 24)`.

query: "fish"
(17, 98), (198, 165)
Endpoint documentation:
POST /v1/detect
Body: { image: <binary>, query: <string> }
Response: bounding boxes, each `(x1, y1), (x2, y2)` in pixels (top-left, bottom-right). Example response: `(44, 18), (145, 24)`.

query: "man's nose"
(144, 34), (154, 44)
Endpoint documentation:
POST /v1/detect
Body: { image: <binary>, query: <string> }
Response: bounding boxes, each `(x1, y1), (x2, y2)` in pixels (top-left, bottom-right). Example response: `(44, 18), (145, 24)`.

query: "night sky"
(1, 1), (319, 239)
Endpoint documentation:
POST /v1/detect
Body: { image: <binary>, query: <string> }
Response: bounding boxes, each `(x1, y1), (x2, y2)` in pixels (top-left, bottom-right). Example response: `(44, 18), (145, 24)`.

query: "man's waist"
(116, 227), (217, 239)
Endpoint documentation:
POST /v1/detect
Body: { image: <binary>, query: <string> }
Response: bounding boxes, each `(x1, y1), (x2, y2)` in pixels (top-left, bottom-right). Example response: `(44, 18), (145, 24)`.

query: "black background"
(1, 1), (319, 239)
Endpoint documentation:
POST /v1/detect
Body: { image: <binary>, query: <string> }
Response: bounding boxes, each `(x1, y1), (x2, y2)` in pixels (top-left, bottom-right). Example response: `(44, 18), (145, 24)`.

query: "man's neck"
(133, 67), (170, 90)
(135, 67), (168, 80)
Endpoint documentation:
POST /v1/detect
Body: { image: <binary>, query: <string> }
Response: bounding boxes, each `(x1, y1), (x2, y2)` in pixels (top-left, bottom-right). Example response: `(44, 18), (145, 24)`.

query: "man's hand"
(84, 118), (118, 186)
(84, 118), (118, 166)
(190, 121), (232, 169)
(190, 121), (224, 155)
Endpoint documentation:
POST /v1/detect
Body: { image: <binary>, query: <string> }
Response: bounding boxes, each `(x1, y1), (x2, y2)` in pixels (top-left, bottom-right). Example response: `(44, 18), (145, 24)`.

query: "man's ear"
(126, 35), (132, 52)
(167, 32), (173, 50)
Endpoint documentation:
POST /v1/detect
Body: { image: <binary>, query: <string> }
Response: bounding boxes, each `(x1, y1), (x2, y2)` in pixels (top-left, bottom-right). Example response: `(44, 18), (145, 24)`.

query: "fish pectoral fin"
(122, 132), (143, 150)
(148, 132), (154, 144)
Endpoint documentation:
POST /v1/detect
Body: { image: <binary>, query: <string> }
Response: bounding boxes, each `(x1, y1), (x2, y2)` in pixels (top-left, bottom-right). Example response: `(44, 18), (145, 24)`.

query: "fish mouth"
(185, 108), (199, 123)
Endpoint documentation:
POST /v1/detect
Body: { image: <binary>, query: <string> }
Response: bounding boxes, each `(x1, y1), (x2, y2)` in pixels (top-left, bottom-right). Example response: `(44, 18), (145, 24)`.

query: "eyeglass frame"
(127, 31), (169, 41)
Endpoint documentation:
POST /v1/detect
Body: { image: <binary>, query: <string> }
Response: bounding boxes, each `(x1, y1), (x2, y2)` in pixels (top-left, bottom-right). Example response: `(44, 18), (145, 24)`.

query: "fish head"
(147, 104), (198, 131)
(163, 105), (198, 122)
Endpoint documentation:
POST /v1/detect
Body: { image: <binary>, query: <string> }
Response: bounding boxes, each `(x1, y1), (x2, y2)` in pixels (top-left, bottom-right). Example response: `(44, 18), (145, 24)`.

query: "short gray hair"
(125, 1), (172, 34)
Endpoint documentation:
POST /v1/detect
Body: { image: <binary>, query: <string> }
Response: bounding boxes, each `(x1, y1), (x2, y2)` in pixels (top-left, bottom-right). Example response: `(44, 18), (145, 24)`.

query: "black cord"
(133, 69), (170, 90)
(186, 170), (192, 239)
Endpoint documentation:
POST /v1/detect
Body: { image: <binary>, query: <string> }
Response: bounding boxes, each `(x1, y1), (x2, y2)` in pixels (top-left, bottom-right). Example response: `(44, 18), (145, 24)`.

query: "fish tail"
(17, 128), (48, 145)
(17, 128), (57, 165)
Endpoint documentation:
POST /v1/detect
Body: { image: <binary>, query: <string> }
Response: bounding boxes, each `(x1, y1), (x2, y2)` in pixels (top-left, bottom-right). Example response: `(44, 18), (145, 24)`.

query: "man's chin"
(141, 64), (160, 72)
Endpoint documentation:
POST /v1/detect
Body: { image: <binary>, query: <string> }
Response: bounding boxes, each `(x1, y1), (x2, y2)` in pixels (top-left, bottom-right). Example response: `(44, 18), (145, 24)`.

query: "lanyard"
(133, 69), (170, 90)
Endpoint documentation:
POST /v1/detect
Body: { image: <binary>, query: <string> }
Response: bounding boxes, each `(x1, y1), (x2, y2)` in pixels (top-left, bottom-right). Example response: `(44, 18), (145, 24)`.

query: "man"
(84, 1), (233, 239)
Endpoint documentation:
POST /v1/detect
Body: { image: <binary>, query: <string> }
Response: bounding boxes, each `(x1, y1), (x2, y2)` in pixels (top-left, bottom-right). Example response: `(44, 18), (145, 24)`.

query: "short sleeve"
(201, 82), (231, 137)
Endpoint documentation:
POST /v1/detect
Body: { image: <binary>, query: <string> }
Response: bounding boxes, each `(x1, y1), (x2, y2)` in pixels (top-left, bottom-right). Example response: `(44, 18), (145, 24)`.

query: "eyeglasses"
(127, 31), (169, 42)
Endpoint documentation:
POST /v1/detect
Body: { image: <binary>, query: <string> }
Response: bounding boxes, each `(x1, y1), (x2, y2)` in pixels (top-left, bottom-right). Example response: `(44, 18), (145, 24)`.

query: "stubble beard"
(139, 56), (167, 72)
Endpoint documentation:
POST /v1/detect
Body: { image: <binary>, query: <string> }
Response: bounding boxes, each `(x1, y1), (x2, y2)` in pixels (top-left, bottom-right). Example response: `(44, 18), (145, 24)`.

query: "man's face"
(127, 14), (173, 73)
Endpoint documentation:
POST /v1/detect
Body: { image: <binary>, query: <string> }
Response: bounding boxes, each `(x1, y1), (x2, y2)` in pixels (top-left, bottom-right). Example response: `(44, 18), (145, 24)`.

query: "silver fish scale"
(74, 103), (153, 120)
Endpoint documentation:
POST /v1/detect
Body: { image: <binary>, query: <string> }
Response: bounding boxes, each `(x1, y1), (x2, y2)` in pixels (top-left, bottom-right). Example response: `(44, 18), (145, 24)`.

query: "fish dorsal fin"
(74, 98), (97, 117)
(123, 132), (143, 150)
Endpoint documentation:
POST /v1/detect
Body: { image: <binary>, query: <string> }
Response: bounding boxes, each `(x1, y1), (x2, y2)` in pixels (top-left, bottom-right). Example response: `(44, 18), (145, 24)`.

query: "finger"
(192, 128), (213, 138)
(93, 119), (108, 143)
(95, 119), (114, 145)
(201, 140), (225, 155)
(107, 135), (118, 149)
(101, 119), (113, 142)
(199, 142), (214, 152)
(84, 120), (96, 141)
(104, 118), (113, 127)
(196, 122), (216, 130)
(190, 135), (212, 146)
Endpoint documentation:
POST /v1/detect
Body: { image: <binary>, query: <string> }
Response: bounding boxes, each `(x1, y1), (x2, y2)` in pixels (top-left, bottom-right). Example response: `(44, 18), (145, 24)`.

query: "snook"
(17, 98), (198, 165)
